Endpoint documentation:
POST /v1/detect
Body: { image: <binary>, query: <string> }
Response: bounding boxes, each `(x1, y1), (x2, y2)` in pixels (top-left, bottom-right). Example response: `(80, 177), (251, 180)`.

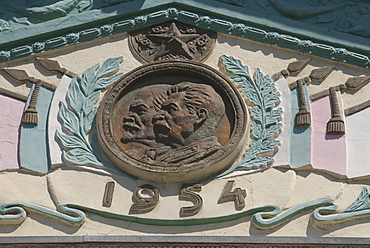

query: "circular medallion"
(97, 61), (248, 183)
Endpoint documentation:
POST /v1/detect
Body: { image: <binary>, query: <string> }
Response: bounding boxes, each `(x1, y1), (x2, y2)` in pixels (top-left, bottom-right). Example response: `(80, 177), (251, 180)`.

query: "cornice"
(0, 0), (369, 69)
(1, 235), (370, 246)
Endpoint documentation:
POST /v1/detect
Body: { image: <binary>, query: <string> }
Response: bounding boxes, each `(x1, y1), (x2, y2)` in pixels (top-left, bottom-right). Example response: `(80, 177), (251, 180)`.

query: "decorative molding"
(2, 68), (56, 90)
(36, 57), (77, 78)
(288, 59), (311, 74)
(327, 86), (345, 134)
(252, 198), (333, 229)
(345, 187), (370, 213)
(345, 99), (370, 116)
(2, 68), (56, 125)
(345, 76), (370, 91)
(2, 187), (370, 230)
(0, 202), (85, 226)
(22, 80), (41, 125)
(309, 66), (335, 82)
(313, 187), (370, 227)
(295, 78), (311, 127)
(2, 241), (370, 248)
(129, 21), (216, 63)
(0, 7), (369, 69)
(56, 57), (123, 167)
(219, 55), (282, 175)
(272, 59), (310, 82)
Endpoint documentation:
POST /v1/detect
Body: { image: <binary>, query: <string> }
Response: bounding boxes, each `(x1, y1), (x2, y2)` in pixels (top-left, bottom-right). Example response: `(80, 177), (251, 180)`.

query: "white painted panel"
(347, 107), (370, 178)
(48, 75), (72, 165)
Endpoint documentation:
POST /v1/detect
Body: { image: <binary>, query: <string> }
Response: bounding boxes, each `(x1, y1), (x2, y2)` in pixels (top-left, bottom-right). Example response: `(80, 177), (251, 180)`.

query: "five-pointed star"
(146, 22), (200, 59)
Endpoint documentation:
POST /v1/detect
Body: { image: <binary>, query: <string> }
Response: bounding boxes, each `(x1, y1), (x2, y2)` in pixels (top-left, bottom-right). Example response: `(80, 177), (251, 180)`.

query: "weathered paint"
(19, 86), (54, 174)
(273, 77), (291, 167)
(311, 95), (347, 176)
(48, 75), (72, 166)
(347, 106), (370, 178)
(0, 95), (24, 170)
(289, 85), (311, 169)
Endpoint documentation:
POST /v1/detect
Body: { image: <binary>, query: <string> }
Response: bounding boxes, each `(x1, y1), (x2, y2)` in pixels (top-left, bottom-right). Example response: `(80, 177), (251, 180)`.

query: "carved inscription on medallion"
(97, 61), (248, 183)
(129, 21), (216, 63)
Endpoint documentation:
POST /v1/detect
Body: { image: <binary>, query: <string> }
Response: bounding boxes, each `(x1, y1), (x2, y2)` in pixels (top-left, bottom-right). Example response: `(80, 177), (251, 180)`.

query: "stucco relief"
(129, 22), (217, 62)
(97, 60), (248, 183)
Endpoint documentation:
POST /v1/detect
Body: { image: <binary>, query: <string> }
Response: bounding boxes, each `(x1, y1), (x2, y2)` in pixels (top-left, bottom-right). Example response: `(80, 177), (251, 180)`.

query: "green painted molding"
(0, 202), (85, 226)
(3, 192), (370, 228)
(252, 198), (334, 229)
(0, 1), (369, 69)
(70, 204), (277, 226)
(345, 187), (370, 213)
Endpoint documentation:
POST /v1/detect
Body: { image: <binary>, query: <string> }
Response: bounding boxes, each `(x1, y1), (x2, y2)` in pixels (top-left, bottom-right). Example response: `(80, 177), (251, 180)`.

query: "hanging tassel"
(295, 78), (311, 126)
(22, 107), (38, 125)
(295, 109), (311, 126)
(22, 80), (41, 125)
(327, 86), (345, 134)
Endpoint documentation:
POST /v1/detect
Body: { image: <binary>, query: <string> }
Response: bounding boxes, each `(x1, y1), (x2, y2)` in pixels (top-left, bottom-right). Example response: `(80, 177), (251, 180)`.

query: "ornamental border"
(0, 7), (369, 69)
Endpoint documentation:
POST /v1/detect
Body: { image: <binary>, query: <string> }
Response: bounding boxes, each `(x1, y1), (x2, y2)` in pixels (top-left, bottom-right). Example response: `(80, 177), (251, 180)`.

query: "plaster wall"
(1, 31), (370, 238)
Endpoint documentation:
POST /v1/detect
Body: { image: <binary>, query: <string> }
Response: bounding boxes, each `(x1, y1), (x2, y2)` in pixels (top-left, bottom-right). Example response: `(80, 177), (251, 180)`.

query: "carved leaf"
(219, 55), (282, 173)
(345, 187), (370, 213)
(83, 110), (96, 135)
(265, 108), (283, 126)
(239, 156), (273, 168)
(250, 106), (263, 124)
(262, 123), (282, 140)
(261, 140), (280, 152)
(67, 77), (85, 114)
(251, 122), (263, 140)
(95, 56), (123, 79)
(95, 73), (123, 90)
(57, 57), (124, 168)
(221, 55), (250, 78)
(244, 91), (260, 106)
(59, 102), (79, 135)
(63, 149), (103, 166)
(264, 92), (280, 109)
(82, 91), (100, 116)
(56, 131), (88, 150)
(81, 64), (100, 96)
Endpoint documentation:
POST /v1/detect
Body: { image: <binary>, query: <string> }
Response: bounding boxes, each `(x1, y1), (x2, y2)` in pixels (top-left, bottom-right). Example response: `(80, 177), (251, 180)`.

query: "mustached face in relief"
(121, 86), (168, 146)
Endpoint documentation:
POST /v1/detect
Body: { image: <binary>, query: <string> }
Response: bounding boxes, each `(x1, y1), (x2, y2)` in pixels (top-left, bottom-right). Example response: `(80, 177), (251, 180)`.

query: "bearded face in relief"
(121, 85), (169, 147)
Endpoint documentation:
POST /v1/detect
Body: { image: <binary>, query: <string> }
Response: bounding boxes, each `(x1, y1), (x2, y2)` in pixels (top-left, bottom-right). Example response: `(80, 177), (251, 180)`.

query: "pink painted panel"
(0, 95), (25, 170)
(311, 96), (346, 176)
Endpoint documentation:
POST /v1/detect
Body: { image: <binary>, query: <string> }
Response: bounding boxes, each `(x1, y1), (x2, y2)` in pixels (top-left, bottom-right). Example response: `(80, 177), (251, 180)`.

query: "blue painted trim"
(20, 87), (54, 174)
(289, 85), (312, 169)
